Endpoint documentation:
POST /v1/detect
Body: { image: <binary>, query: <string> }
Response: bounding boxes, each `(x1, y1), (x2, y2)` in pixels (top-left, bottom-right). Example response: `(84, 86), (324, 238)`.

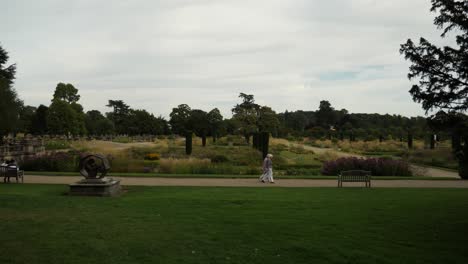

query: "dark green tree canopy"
(85, 110), (115, 135)
(189, 109), (209, 137)
(106, 100), (131, 134)
(48, 83), (86, 135)
(400, 0), (468, 113)
(0, 44), (22, 136)
(31, 105), (48, 135)
(169, 104), (192, 135)
(52, 83), (80, 103)
(400, 0), (468, 179)
(232, 93), (260, 137)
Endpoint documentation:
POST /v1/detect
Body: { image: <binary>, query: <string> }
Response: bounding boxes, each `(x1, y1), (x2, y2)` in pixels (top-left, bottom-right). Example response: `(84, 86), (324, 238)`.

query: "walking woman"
(260, 154), (275, 183)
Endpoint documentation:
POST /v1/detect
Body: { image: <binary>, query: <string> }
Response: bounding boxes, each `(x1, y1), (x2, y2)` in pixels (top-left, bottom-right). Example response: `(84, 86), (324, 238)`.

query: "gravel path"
(21, 175), (468, 188)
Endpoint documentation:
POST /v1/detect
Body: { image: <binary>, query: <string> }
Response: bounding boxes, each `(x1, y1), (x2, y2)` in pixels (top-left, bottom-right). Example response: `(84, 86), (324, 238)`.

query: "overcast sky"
(1, 0), (448, 118)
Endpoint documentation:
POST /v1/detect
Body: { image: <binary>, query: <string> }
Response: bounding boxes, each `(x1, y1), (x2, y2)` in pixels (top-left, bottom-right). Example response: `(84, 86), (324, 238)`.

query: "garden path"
(22, 175), (468, 188)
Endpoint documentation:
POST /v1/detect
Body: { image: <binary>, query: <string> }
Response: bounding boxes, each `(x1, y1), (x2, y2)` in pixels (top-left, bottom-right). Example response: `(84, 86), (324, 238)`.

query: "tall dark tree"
(85, 110), (115, 135)
(316, 100), (337, 128)
(0, 45), (23, 137)
(189, 109), (209, 146)
(17, 105), (36, 134)
(232, 93), (260, 143)
(258, 106), (280, 136)
(31, 105), (48, 135)
(207, 108), (223, 142)
(106, 100), (131, 135)
(169, 104), (192, 135)
(400, 0), (468, 178)
(53, 83), (80, 104)
(48, 83), (86, 136)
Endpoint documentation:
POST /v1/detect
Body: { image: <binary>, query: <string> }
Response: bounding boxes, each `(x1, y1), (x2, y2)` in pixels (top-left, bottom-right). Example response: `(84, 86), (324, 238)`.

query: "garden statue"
(79, 154), (110, 179)
(70, 153), (120, 196)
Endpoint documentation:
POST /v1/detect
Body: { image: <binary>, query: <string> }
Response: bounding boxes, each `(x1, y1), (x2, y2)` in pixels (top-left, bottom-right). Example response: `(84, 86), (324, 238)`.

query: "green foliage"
(52, 83), (80, 103)
(0, 45), (22, 136)
(258, 106), (280, 134)
(209, 154), (229, 163)
(85, 110), (114, 135)
(207, 108), (223, 141)
(20, 151), (78, 172)
(113, 136), (132, 143)
(45, 140), (71, 150)
(232, 93), (260, 139)
(400, 0), (468, 178)
(169, 104), (191, 135)
(47, 83), (86, 136)
(31, 105), (48, 135)
(106, 100), (131, 134)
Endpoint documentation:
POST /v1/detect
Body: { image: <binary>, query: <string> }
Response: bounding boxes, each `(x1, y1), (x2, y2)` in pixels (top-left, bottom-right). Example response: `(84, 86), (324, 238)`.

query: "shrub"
(20, 151), (78, 172)
(210, 154), (229, 163)
(289, 145), (314, 155)
(144, 153), (161, 160)
(158, 158), (211, 174)
(285, 168), (321, 176)
(113, 136), (132, 143)
(45, 140), (70, 150)
(321, 157), (412, 176)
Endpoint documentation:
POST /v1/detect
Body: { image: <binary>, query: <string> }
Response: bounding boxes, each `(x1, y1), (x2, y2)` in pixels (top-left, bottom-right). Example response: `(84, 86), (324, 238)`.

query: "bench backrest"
(5, 167), (19, 177)
(340, 170), (371, 176)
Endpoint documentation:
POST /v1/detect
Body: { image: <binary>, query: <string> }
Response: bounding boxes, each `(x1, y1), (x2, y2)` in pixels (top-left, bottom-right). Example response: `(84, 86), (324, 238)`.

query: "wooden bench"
(2, 167), (24, 183)
(338, 170), (371, 188)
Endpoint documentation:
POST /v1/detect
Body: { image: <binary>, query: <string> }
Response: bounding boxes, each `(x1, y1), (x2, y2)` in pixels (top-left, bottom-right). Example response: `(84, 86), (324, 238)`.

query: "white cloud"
(1, 0), (449, 118)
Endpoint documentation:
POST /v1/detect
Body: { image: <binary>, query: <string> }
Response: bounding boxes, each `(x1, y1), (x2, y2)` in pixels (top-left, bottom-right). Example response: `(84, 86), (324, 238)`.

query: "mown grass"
(24, 171), (458, 180)
(1, 185), (468, 264)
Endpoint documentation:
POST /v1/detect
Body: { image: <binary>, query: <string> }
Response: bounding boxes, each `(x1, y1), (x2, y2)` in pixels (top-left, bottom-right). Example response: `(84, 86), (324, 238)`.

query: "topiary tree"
(407, 132), (413, 149)
(261, 132), (269, 159)
(185, 132), (192, 155)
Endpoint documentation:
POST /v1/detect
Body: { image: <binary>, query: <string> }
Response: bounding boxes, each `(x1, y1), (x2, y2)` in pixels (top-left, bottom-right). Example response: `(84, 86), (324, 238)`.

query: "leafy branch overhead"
(400, 0), (468, 113)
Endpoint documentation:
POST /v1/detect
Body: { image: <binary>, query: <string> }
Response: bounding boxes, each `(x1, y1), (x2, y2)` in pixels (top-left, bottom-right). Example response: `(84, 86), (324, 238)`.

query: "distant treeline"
(0, 43), (453, 142)
(1, 82), (441, 142)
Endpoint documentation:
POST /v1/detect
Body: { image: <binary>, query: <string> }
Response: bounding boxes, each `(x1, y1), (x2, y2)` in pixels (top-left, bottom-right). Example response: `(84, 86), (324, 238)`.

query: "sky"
(1, 0), (450, 118)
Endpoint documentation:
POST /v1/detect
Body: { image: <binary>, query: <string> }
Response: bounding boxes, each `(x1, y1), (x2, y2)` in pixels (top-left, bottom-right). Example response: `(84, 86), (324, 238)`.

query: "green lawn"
(1, 185), (468, 264)
(25, 171), (457, 180)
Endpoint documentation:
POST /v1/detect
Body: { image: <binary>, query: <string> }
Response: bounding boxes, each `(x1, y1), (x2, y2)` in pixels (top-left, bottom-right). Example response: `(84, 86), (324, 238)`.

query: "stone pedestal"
(69, 177), (121, 197)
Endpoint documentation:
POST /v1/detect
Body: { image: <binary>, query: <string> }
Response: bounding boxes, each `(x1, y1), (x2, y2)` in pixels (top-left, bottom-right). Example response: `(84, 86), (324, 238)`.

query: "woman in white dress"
(260, 154), (274, 183)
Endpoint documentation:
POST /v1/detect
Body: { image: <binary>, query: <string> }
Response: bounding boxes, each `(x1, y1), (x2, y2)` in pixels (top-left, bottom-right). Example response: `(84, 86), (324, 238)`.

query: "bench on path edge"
(338, 170), (371, 188)
(1, 166), (24, 183)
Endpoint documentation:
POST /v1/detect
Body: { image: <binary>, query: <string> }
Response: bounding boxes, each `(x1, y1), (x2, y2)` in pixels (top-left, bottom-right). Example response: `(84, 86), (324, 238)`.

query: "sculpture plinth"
(69, 154), (121, 197)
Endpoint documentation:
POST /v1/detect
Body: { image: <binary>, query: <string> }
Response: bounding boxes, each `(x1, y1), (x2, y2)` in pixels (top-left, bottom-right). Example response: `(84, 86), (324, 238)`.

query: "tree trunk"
(202, 134), (206, 147)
